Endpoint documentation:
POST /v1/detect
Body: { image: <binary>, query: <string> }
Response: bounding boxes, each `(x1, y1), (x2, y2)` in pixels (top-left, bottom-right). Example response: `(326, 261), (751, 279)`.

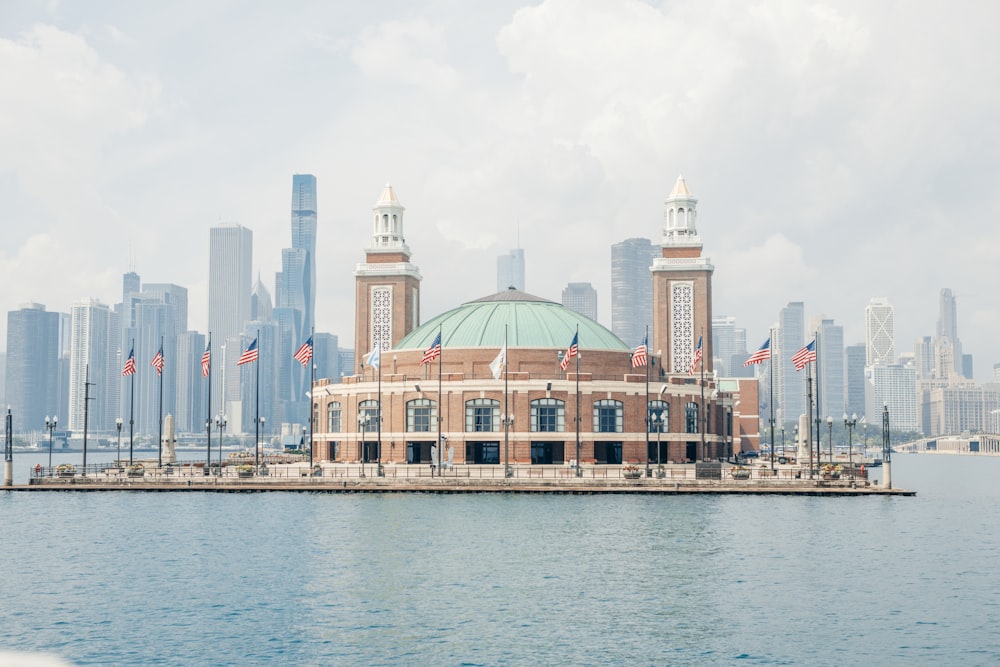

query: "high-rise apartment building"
(5, 303), (60, 434)
(611, 238), (657, 347)
(712, 316), (748, 377)
(314, 333), (341, 382)
(497, 248), (525, 292)
(777, 302), (805, 422)
(209, 224), (253, 428)
(815, 318), (844, 419)
(865, 297), (894, 366)
(175, 331), (205, 433)
(68, 299), (119, 434)
(845, 344), (867, 420)
(866, 364), (917, 432)
(561, 282), (598, 321)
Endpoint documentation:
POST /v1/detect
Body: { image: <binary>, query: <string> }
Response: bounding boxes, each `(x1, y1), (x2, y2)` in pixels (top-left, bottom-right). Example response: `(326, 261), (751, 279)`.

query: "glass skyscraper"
(611, 238), (656, 347)
(209, 224), (253, 428)
(5, 303), (60, 434)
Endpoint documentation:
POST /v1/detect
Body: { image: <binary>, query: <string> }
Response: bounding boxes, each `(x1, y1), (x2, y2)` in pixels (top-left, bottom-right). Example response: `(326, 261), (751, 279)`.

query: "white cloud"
(352, 18), (459, 90)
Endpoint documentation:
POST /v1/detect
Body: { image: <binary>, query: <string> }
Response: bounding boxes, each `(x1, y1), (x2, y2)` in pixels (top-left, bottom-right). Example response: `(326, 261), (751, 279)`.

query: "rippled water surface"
(1, 454), (998, 665)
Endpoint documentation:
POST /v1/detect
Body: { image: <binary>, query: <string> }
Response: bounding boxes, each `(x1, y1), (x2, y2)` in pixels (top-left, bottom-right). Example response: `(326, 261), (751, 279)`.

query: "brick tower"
(651, 176), (714, 376)
(354, 184), (422, 371)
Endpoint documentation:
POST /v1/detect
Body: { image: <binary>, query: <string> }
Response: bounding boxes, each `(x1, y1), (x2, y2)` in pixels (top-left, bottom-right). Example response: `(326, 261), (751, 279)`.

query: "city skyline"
(2, 1), (999, 381)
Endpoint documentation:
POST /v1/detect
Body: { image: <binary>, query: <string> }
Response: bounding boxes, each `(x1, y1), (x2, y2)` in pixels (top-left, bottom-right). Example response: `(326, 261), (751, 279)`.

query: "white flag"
(365, 339), (381, 370)
(489, 343), (506, 379)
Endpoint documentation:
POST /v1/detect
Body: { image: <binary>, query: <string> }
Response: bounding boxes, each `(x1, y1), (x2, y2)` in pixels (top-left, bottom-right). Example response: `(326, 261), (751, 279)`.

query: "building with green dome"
(312, 181), (757, 471)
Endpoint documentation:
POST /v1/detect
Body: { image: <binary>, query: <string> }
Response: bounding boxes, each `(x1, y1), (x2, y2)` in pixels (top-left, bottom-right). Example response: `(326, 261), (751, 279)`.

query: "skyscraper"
(936, 288), (963, 378)
(561, 282), (598, 321)
(712, 316), (748, 377)
(276, 174), (317, 425)
(5, 303), (60, 434)
(845, 344), (867, 420)
(497, 248), (525, 292)
(777, 302), (805, 421)
(209, 224), (253, 427)
(68, 299), (119, 433)
(815, 318), (844, 419)
(611, 238), (657, 347)
(865, 297), (894, 366)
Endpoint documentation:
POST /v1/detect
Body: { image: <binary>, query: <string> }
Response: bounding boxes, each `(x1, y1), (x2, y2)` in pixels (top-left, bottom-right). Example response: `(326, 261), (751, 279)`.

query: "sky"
(2, 0), (999, 381)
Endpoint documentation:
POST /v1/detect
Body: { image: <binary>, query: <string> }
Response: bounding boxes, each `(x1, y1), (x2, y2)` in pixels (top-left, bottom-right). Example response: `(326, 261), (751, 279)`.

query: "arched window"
(685, 402), (699, 434)
(531, 398), (565, 432)
(648, 400), (668, 432)
(407, 398), (436, 432)
(593, 399), (623, 433)
(465, 398), (499, 432)
(327, 402), (341, 433)
(358, 399), (380, 431)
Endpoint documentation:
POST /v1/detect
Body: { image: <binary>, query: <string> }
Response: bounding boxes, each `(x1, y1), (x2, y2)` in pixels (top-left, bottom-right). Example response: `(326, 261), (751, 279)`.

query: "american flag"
(688, 336), (703, 375)
(151, 347), (165, 376)
(420, 332), (441, 366)
(238, 338), (258, 365)
(122, 347), (136, 377)
(792, 339), (816, 370)
(631, 334), (648, 368)
(744, 337), (771, 366)
(293, 336), (313, 367)
(201, 341), (211, 378)
(559, 332), (579, 371)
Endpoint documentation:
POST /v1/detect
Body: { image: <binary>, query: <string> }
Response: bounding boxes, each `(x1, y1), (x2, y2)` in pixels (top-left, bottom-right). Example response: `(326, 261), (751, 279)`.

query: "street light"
(826, 416), (833, 465)
(780, 425), (785, 455)
(116, 417), (123, 466)
(843, 412), (858, 467)
(215, 413), (227, 474)
(259, 416), (267, 471)
(652, 411), (664, 471)
(501, 413), (514, 477)
(302, 425), (307, 456)
(45, 416), (58, 471)
(358, 414), (369, 477)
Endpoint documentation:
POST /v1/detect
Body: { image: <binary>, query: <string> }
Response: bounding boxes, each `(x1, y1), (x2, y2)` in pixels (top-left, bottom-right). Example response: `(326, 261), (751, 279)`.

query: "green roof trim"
(396, 289), (630, 351)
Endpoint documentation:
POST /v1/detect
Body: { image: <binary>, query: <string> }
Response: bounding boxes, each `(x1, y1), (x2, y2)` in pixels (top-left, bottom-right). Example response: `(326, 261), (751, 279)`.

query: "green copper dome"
(395, 289), (630, 351)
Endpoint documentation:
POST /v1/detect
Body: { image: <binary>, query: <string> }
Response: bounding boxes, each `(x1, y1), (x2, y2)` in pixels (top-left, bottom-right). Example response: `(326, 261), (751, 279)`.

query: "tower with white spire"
(354, 184), (422, 370)
(651, 175), (715, 375)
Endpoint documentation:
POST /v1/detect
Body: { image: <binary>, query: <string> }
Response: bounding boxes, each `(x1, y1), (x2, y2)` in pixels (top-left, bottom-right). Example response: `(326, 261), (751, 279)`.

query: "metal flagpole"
(769, 328), (775, 473)
(255, 329), (260, 471)
(643, 325), (650, 477)
(806, 361), (814, 479)
(437, 326), (443, 477)
(309, 327), (315, 468)
(503, 324), (510, 478)
(575, 325), (581, 477)
(377, 333), (383, 476)
(814, 332), (822, 471)
(205, 337), (212, 468)
(699, 328), (706, 461)
(157, 337), (163, 468)
(129, 338), (135, 465)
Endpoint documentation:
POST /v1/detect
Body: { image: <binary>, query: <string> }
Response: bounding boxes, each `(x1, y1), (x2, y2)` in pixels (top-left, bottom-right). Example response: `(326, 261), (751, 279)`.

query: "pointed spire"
(670, 174), (691, 197)
(377, 182), (399, 204)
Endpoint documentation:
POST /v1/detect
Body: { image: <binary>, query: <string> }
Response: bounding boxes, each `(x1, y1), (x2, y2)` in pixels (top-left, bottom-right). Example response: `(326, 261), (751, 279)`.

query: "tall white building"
(867, 364), (918, 432)
(209, 224), (253, 428)
(777, 302), (805, 423)
(497, 248), (525, 292)
(68, 299), (119, 434)
(865, 297), (895, 366)
(814, 318), (844, 420)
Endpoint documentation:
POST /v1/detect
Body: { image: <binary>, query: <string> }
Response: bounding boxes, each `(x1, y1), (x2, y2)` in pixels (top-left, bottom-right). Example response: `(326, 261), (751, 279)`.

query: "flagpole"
(309, 327), (315, 468)
(643, 325), (650, 477)
(574, 325), (581, 478)
(377, 333), (383, 477)
(814, 333), (822, 472)
(700, 328), (706, 462)
(769, 328), (775, 473)
(503, 324), (509, 478)
(436, 327), (442, 477)
(206, 332), (212, 470)
(255, 329), (260, 471)
(157, 336), (164, 468)
(806, 359), (814, 479)
(129, 338), (135, 465)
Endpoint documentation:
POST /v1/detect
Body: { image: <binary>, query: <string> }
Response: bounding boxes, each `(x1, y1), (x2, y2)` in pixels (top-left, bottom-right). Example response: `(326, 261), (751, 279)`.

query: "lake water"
(1, 454), (998, 666)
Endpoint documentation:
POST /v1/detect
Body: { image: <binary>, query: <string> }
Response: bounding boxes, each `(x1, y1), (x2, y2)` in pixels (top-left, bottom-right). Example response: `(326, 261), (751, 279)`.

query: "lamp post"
(45, 416), (57, 471)
(116, 417), (123, 465)
(215, 413), (227, 474)
(843, 413), (857, 467)
(780, 425), (785, 456)
(654, 411), (664, 470)
(501, 413), (514, 477)
(258, 416), (266, 471)
(358, 414), (369, 477)
(302, 425), (307, 456)
(826, 416), (833, 465)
